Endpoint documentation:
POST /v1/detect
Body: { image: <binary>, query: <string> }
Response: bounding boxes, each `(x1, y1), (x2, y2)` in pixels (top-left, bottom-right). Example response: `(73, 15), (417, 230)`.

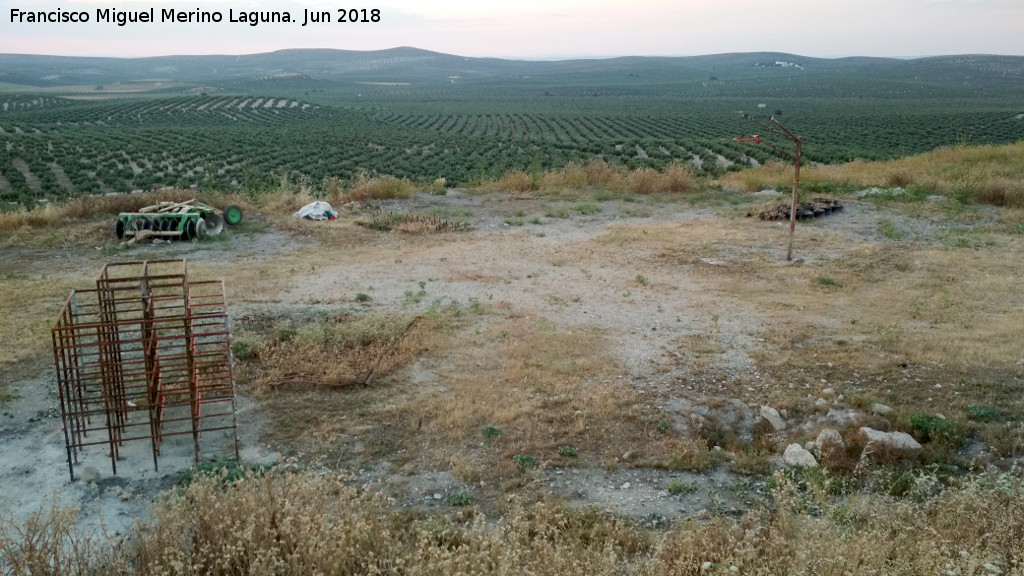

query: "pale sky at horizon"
(1, 0), (1022, 60)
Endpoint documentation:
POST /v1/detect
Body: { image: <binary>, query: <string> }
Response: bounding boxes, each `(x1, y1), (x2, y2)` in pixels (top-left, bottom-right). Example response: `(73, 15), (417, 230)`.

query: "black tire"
(185, 218), (198, 241)
(222, 204), (243, 226)
(115, 219), (125, 239)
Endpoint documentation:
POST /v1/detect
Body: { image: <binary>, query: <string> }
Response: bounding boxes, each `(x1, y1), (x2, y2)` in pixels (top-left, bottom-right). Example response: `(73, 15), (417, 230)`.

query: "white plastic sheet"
(294, 201), (337, 221)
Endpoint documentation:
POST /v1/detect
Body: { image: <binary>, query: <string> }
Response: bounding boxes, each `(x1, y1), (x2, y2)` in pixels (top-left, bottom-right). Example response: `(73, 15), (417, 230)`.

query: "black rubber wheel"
(115, 219), (125, 239)
(185, 218), (198, 241)
(222, 204), (243, 226)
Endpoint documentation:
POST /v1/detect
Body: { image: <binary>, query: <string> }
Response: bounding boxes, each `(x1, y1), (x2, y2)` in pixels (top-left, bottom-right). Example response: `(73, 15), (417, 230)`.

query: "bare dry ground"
(1, 188), (1023, 529)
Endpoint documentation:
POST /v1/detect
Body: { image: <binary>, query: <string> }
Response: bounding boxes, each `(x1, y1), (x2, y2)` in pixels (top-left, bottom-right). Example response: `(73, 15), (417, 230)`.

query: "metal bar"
(51, 259), (238, 480)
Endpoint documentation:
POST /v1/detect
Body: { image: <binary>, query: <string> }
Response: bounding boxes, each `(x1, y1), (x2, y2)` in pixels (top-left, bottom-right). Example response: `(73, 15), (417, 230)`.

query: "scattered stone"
(620, 482), (631, 490)
(814, 397), (829, 409)
(870, 403), (892, 416)
(621, 450), (637, 461)
(783, 443), (819, 468)
(760, 405), (786, 431)
(859, 427), (922, 451)
(804, 441), (817, 452)
(816, 428), (845, 450)
(433, 493), (443, 500)
(819, 403), (860, 426)
(821, 388), (835, 398)
(718, 399), (756, 443)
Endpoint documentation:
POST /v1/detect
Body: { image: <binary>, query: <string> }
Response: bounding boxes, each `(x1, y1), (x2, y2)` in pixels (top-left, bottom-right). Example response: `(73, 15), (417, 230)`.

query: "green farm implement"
(115, 200), (243, 244)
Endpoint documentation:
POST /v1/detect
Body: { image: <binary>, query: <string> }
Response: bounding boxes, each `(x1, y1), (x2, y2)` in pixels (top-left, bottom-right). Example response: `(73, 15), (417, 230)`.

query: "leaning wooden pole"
(736, 113), (803, 261)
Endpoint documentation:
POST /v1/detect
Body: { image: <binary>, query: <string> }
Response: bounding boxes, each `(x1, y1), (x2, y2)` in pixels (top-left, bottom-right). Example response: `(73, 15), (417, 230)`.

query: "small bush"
(447, 490), (473, 507)
(628, 168), (660, 195)
(666, 479), (698, 495)
(348, 172), (415, 200)
(558, 446), (578, 458)
(884, 169), (914, 188)
(498, 170), (536, 194)
(967, 405), (1004, 423)
(231, 337), (259, 360)
(512, 454), (537, 469)
(483, 426), (503, 438)
(910, 412), (961, 444)
(662, 162), (696, 193)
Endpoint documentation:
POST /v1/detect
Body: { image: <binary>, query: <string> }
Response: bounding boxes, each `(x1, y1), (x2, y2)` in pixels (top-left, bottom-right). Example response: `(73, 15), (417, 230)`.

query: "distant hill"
(1, 48), (1022, 98)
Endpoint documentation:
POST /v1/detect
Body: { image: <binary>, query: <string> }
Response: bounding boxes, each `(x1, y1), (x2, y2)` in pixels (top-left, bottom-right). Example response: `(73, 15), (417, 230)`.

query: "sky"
(1, 0), (1022, 59)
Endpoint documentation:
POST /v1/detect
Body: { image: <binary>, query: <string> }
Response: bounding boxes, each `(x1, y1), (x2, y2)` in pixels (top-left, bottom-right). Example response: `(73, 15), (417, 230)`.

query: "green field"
(1, 48), (1022, 204)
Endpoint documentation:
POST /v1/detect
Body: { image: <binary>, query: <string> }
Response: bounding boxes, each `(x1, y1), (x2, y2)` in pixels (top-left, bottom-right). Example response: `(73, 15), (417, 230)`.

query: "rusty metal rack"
(51, 259), (239, 481)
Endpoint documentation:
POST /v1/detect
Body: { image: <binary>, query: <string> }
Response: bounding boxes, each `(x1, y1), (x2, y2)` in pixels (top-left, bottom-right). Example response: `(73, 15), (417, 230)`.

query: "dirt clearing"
(2, 189), (1023, 529)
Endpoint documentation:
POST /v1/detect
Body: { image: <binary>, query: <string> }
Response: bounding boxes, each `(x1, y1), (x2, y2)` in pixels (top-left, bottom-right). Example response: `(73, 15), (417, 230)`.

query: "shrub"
(910, 412), (962, 445)
(447, 490), (473, 507)
(627, 167), (660, 195)
(666, 479), (697, 495)
(498, 170), (536, 194)
(661, 162), (696, 193)
(348, 172), (415, 200)
(512, 454), (537, 469)
(884, 169), (914, 188)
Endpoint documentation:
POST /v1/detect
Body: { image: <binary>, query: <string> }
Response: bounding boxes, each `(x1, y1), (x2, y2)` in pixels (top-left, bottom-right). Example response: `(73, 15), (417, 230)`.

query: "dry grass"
(0, 274), (89, 368)
(484, 160), (697, 197)
(4, 469), (1023, 575)
(722, 141), (1024, 208)
(238, 313), (425, 390)
(345, 172), (416, 201)
(415, 316), (635, 466)
(495, 170), (538, 195)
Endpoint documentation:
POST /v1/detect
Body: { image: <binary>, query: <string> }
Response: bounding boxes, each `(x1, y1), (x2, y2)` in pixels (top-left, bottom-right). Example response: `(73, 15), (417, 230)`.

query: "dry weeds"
(4, 469), (1023, 575)
(722, 141), (1024, 208)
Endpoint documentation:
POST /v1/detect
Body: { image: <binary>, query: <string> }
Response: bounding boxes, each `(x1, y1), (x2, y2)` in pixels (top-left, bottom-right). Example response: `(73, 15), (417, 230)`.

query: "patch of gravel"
(0, 371), (276, 531)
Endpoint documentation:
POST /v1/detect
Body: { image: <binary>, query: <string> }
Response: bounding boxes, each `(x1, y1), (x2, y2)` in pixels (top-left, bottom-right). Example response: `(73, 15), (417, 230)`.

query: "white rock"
(783, 443), (819, 467)
(816, 428), (845, 449)
(760, 405), (786, 431)
(859, 427), (922, 450)
(814, 397), (829, 409)
(620, 482), (631, 490)
(870, 403), (892, 416)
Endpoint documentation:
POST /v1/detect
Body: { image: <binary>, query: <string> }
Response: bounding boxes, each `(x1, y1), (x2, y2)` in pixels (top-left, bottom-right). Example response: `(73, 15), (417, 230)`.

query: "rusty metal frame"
(51, 259), (239, 481)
